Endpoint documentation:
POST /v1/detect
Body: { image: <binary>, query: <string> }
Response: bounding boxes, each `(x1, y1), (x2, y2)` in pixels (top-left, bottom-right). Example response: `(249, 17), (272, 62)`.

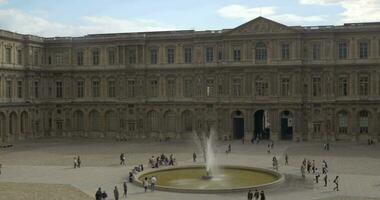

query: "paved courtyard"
(0, 138), (380, 200)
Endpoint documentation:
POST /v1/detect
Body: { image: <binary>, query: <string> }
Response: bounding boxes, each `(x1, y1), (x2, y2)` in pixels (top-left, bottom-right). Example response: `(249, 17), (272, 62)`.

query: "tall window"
(55, 53), (63, 65)
(206, 79), (214, 97)
(33, 51), (39, 66)
(206, 47), (214, 63)
(255, 42), (267, 61)
(17, 80), (22, 98)
(108, 48), (115, 65)
(167, 79), (176, 97)
(359, 42), (368, 59)
(338, 112), (348, 133)
(281, 78), (291, 96)
(338, 42), (348, 59)
(127, 80), (135, 97)
(5, 47), (11, 64)
(92, 49), (99, 65)
(281, 44), (290, 60)
(233, 49), (241, 61)
(232, 78), (242, 97)
(33, 81), (39, 98)
(359, 110), (369, 133)
(77, 80), (84, 98)
(183, 79), (193, 97)
(108, 80), (116, 97)
(184, 48), (192, 63)
(128, 49), (136, 64)
(92, 80), (100, 97)
(77, 51), (84, 66)
(255, 78), (268, 96)
(17, 49), (22, 65)
(167, 48), (175, 64)
(149, 79), (159, 97)
(359, 75), (369, 96)
(150, 49), (158, 64)
(6, 80), (12, 98)
(312, 43), (321, 60)
(338, 77), (348, 96)
(56, 81), (63, 98)
(147, 111), (159, 132)
(312, 77), (322, 96)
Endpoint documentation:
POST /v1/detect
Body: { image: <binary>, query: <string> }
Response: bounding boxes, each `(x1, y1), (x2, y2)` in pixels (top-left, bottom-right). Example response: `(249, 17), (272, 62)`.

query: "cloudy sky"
(0, 0), (379, 37)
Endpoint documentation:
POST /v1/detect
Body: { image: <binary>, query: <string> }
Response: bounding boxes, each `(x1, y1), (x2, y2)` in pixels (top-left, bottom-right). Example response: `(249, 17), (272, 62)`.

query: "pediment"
(226, 17), (297, 35)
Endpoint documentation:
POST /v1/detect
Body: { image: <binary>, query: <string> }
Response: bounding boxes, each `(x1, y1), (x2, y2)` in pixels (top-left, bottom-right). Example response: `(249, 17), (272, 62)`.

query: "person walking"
(253, 189), (260, 200)
(267, 144), (271, 154)
(77, 155), (81, 168)
(315, 168), (320, 183)
(150, 176), (157, 191)
(113, 186), (119, 200)
(193, 152), (197, 162)
(247, 189), (253, 200)
(333, 176), (339, 191)
(260, 190), (266, 200)
(95, 187), (102, 200)
(285, 153), (289, 165)
(323, 174), (328, 187)
(73, 156), (77, 169)
(0, 163), (2, 175)
(143, 177), (149, 192)
(301, 164), (306, 178)
(123, 182), (127, 198)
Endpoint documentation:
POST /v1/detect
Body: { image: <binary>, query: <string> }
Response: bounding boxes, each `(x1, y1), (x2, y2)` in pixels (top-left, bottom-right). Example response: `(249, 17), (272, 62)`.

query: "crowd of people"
(247, 189), (266, 200)
(148, 153), (176, 168)
(300, 158), (339, 191)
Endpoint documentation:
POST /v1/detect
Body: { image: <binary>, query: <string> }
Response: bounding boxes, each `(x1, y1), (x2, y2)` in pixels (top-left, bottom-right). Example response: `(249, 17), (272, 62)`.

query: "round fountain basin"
(136, 165), (284, 193)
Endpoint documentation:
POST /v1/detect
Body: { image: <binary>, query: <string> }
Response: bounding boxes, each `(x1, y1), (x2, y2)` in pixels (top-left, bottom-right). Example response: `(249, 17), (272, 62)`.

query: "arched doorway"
(254, 110), (270, 140)
(280, 110), (293, 140)
(232, 110), (244, 139)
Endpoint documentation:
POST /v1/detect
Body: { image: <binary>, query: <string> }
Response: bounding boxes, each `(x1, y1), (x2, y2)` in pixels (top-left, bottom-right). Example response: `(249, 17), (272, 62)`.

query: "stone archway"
(231, 110), (244, 140)
(254, 109), (270, 140)
(280, 110), (293, 140)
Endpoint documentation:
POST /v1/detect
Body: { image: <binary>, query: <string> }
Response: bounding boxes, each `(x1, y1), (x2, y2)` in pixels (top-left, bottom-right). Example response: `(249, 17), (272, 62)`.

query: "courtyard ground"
(0, 138), (379, 200)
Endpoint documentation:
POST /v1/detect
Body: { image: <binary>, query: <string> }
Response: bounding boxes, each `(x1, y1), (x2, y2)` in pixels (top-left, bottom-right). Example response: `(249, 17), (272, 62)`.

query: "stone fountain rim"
(133, 165), (285, 193)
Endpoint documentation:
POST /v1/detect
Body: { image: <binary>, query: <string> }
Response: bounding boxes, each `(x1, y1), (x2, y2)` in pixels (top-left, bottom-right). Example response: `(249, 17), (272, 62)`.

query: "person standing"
(143, 177), (149, 192)
(73, 156), (77, 169)
(101, 190), (108, 199)
(312, 160), (316, 174)
(315, 168), (320, 183)
(193, 152), (197, 162)
(150, 176), (157, 191)
(267, 144), (271, 154)
(247, 189), (253, 200)
(95, 187), (102, 200)
(285, 153), (289, 165)
(253, 189), (260, 200)
(301, 164), (306, 178)
(0, 163), (2, 175)
(114, 186), (119, 200)
(123, 182), (127, 198)
(260, 190), (266, 200)
(77, 156), (81, 168)
(333, 176), (339, 191)
(323, 174), (328, 187)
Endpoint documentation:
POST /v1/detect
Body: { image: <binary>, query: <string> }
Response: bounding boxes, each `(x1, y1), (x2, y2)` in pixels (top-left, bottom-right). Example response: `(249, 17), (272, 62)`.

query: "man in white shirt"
(150, 176), (157, 191)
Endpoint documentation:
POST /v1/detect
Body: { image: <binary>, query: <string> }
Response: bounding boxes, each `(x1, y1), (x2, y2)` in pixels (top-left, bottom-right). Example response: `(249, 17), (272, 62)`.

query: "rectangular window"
(167, 48), (175, 64)
(150, 49), (158, 64)
(127, 80), (135, 97)
(149, 79), (159, 97)
(108, 49), (115, 65)
(183, 79), (193, 97)
(338, 42), (348, 59)
(17, 49), (22, 65)
(56, 81), (63, 98)
(92, 49), (99, 65)
(359, 42), (368, 59)
(282, 44), (290, 60)
(33, 51), (38, 66)
(6, 80), (12, 98)
(312, 77), (322, 97)
(206, 79), (214, 97)
(5, 47), (11, 64)
(359, 76), (369, 96)
(184, 48), (192, 63)
(312, 43), (321, 60)
(77, 51), (84, 66)
(167, 79), (176, 97)
(338, 77), (348, 96)
(233, 49), (241, 61)
(17, 81), (22, 98)
(281, 78), (290, 96)
(77, 80), (84, 98)
(128, 49), (136, 64)
(92, 80), (100, 97)
(206, 47), (214, 63)
(34, 81), (39, 98)
(108, 80), (116, 97)
(55, 53), (63, 65)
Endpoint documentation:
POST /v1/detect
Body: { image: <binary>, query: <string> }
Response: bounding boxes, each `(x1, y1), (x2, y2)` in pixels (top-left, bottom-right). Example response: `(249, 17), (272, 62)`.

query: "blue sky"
(0, 0), (379, 37)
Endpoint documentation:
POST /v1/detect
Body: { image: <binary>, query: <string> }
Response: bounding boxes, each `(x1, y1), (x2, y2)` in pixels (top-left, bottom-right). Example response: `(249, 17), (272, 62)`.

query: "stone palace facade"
(1, 17), (380, 142)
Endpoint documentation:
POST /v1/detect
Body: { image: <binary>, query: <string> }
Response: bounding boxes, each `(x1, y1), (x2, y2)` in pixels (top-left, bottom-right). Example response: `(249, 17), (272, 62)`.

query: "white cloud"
(299, 0), (380, 22)
(218, 4), (326, 25)
(0, 0), (8, 4)
(0, 9), (179, 37)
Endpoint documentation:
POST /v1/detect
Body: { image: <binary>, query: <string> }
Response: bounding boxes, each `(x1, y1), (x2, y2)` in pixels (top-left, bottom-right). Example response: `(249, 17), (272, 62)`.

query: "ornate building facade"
(0, 17), (380, 142)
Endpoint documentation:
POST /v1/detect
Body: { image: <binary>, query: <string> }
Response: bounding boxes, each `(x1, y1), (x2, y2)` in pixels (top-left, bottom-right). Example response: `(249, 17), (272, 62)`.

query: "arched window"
(147, 110), (159, 132)
(182, 110), (193, 131)
(73, 110), (84, 131)
(255, 42), (267, 61)
(105, 110), (118, 131)
(89, 110), (100, 131)
(338, 111), (348, 133)
(359, 110), (369, 133)
(164, 111), (176, 132)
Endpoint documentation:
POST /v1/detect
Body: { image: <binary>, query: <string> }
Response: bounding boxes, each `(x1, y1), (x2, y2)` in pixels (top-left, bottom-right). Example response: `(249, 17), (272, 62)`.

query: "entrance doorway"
(232, 110), (244, 139)
(280, 110), (293, 140)
(254, 110), (270, 140)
